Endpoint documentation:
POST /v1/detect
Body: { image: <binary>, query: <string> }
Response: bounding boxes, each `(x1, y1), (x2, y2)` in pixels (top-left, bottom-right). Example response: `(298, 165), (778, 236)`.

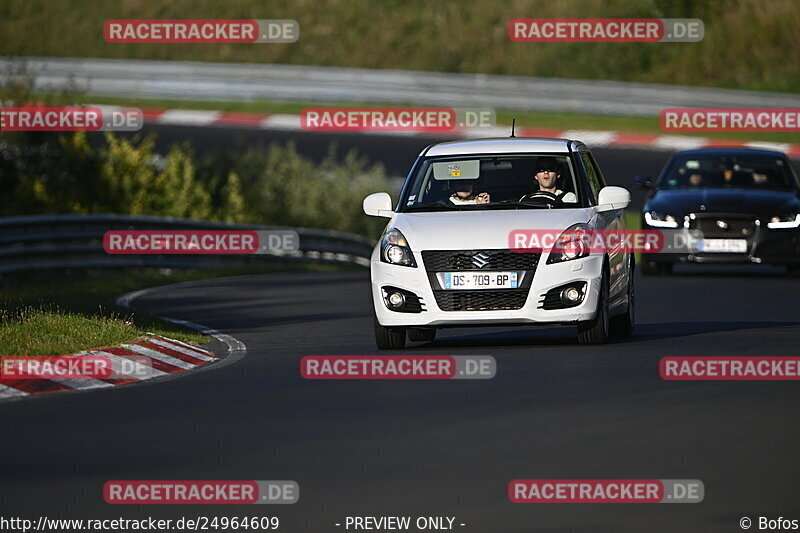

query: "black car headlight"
(644, 211), (679, 228)
(767, 214), (800, 229)
(547, 223), (592, 264)
(380, 228), (417, 267)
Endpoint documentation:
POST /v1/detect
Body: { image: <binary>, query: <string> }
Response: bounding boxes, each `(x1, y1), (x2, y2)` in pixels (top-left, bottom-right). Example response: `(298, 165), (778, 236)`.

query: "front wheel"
(374, 315), (406, 350)
(610, 267), (635, 338)
(578, 272), (610, 345)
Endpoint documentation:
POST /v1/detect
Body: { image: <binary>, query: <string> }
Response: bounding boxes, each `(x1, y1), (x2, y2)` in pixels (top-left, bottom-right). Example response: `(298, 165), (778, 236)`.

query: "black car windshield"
(400, 154), (582, 212)
(659, 154), (799, 191)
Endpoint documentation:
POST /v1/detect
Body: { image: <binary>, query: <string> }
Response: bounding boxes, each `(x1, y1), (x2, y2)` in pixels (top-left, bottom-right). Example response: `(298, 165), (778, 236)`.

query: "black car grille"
(433, 289), (528, 311)
(422, 250), (538, 271)
(423, 249), (538, 311)
(689, 215), (756, 238)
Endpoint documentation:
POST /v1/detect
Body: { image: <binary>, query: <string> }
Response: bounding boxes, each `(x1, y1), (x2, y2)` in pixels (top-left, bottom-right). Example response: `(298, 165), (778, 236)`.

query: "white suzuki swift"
(363, 138), (634, 349)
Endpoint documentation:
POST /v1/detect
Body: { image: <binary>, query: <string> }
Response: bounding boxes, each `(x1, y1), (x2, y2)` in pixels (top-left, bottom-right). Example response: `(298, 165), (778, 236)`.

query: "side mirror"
(597, 186), (631, 212)
(363, 192), (394, 218)
(634, 175), (653, 189)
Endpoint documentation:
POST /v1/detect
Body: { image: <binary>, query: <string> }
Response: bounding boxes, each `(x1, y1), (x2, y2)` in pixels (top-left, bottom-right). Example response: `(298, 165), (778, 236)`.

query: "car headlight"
(767, 214), (800, 229)
(644, 211), (679, 228)
(380, 228), (417, 267)
(547, 223), (591, 264)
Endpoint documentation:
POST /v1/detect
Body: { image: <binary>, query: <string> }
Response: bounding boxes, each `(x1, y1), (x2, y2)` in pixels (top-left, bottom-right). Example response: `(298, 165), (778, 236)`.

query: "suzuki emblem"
(472, 252), (490, 268)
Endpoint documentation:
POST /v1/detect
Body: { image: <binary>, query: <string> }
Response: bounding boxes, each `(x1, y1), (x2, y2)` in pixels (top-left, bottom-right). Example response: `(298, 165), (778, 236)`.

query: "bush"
(0, 59), (393, 237)
(199, 142), (392, 237)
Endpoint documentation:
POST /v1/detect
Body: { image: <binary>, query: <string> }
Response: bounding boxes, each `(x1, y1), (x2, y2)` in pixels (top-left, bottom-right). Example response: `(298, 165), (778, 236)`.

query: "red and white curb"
(98, 105), (800, 158)
(0, 336), (218, 400)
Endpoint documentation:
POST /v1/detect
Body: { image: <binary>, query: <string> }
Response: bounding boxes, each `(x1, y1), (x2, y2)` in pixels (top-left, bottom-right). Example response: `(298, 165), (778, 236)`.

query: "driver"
(521, 157), (577, 203)
(449, 180), (491, 205)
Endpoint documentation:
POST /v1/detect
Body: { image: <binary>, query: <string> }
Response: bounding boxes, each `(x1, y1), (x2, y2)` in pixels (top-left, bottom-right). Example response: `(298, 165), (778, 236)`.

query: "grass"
(82, 94), (800, 145)
(1, 0), (798, 94)
(0, 309), (143, 356)
(0, 263), (348, 356)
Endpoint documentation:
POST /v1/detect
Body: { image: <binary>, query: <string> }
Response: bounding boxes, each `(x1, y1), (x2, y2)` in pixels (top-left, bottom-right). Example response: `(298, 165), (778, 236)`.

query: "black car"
(636, 148), (800, 275)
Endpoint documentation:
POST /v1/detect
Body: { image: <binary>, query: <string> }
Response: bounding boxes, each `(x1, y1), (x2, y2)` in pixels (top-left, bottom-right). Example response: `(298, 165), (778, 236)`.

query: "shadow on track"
(398, 321), (800, 349)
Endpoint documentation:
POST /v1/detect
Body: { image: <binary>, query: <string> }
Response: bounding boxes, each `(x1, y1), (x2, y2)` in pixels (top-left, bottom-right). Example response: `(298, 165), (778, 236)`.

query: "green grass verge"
(0, 263), (349, 356)
(2, 0), (799, 94)
(84, 94), (800, 145)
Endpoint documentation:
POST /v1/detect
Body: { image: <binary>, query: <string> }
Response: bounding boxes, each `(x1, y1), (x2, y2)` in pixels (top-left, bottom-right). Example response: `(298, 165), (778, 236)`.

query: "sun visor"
(432, 160), (480, 180)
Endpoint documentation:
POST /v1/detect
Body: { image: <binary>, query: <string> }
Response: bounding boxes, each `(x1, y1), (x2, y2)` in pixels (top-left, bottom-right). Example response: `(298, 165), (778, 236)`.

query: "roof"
(673, 147), (787, 157)
(422, 137), (575, 157)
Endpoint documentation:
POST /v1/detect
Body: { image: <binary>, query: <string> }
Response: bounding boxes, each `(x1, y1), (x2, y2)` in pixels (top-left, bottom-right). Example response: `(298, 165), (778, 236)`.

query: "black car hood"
(645, 188), (800, 217)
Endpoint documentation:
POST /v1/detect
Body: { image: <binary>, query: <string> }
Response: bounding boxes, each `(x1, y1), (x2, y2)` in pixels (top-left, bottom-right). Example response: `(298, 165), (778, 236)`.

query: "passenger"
(449, 180), (490, 204)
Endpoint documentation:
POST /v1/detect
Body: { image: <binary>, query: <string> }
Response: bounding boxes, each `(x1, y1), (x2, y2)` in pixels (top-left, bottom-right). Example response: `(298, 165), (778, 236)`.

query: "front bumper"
(371, 247), (604, 327)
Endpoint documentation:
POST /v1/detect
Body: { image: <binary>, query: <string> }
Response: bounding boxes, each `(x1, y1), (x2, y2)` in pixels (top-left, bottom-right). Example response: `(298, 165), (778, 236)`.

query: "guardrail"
(0, 214), (375, 273)
(9, 57), (800, 116)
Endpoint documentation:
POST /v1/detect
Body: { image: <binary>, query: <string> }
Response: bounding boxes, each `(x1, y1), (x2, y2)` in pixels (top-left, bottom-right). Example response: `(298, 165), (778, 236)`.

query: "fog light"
(387, 291), (405, 308)
(561, 286), (582, 305)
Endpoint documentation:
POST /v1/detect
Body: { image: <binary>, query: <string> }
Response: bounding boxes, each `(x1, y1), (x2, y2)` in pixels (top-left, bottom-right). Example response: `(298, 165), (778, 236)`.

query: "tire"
(374, 314), (406, 350)
(641, 260), (672, 275)
(610, 265), (635, 338)
(407, 327), (437, 343)
(578, 270), (610, 345)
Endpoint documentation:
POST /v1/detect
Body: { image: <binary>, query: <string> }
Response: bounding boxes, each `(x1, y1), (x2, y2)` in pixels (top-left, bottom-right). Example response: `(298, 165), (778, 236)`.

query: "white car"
(363, 138), (634, 349)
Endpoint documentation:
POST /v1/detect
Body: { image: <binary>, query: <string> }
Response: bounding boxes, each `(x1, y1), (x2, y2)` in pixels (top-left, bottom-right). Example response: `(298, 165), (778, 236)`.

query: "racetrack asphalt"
(2, 128), (799, 532)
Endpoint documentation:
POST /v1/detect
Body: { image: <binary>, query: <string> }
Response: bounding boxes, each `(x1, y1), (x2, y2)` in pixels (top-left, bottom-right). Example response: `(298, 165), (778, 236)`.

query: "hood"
(391, 209), (591, 251)
(646, 188), (800, 218)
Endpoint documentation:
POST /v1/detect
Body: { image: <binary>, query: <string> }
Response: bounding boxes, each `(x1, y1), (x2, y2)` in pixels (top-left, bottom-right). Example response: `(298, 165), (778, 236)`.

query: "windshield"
(659, 154), (798, 191)
(400, 154), (582, 212)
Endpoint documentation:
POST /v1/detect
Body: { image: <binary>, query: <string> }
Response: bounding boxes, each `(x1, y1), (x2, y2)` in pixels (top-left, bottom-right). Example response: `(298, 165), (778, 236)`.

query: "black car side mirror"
(634, 175), (653, 189)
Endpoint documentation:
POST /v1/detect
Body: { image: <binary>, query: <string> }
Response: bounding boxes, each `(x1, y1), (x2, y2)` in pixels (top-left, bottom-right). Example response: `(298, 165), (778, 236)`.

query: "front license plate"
(441, 271), (519, 290)
(698, 239), (748, 253)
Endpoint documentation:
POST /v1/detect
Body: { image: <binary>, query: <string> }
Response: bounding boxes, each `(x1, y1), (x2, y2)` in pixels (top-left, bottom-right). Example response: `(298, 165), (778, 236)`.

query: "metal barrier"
(0, 214), (375, 273)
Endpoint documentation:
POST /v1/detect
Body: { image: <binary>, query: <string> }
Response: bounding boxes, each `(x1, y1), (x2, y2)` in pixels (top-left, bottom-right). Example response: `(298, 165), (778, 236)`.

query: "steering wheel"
(520, 191), (562, 205)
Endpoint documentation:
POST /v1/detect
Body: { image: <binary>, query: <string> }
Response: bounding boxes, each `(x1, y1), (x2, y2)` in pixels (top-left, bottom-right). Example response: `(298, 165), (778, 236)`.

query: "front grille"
(689, 215), (756, 238)
(422, 249), (538, 271)
(433, 289), (527, 311)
